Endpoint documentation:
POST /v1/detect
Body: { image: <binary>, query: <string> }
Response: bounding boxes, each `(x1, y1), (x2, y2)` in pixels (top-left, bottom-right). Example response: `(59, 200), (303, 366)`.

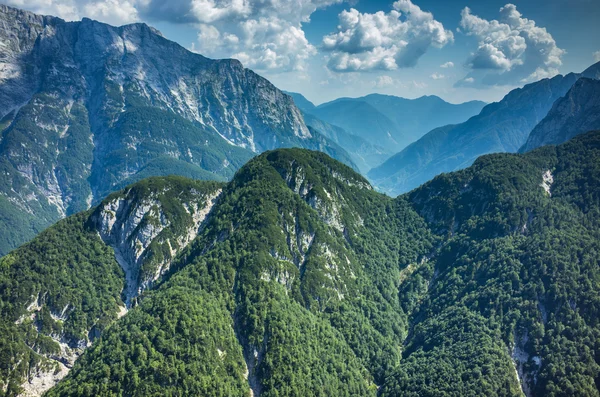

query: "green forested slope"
(0, 213), (124, 395)
(1, 132), (600, 396)
(0, 178), (225, 396)
(381, 131), (600, 396)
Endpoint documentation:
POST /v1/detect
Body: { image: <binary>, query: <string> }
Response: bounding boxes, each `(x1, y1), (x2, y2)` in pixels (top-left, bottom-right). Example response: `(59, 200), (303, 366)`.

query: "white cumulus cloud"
(6, 0), (140, 25)
(594, 51), (600, 62)
(83, 0), (140, 25)
(322, 0), (453, 72)
(8, 0), (348, 73)
(430, 73), (445, 80)
(440, 61), (454, 68)
(171, 0), (347, 72)
(458, 4), (565, 86)
(5, 0), (80, 21)
(374, 75), (396, 88)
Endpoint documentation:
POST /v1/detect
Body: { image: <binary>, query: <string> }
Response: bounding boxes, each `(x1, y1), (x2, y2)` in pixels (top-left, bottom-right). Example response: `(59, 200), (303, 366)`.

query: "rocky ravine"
(14, 179), (224, 395)
(93, 187), (223, 306)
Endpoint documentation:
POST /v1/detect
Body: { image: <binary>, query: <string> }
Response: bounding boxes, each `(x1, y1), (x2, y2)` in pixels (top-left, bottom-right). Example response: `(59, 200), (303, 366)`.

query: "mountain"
(301, 111), (391, 173)
(520, 78), (600, 152)
(369, 62), (600, 195)
(284, 91), (317, 113)
(2, 131), (600, 396)
(308, 94), (486, 152)
(283, 93), (486, 174)
(284, 92), (393, 172)
(311, 100), (403, 151)
(0, 5), (354, 257)
(358, 94), (487, 144)
(0, 176), (226, 395)
(1, 150), (424, 396)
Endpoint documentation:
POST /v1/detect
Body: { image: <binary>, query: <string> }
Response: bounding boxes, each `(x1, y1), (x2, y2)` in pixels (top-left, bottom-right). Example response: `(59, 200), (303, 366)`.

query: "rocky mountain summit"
(0, 4), (353, 256)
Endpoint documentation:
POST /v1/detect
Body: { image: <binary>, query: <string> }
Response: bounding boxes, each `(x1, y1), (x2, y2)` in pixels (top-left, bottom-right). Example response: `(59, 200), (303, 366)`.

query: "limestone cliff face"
(0, 5), (310, 152)
(91, 179), (223, 305)
(0, 4), (353, 256)
(9, 177), (224, 395)
(520, 78), (600, 152)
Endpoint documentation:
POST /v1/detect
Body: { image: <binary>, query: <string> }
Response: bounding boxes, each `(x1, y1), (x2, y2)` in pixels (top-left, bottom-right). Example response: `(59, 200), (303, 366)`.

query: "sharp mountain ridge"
(369, 61), (600, 195)
(520, 77), (600, 152)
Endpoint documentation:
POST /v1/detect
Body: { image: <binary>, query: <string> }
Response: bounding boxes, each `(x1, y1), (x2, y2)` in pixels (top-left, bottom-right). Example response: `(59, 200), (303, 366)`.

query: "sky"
(8, 0), (600, 105)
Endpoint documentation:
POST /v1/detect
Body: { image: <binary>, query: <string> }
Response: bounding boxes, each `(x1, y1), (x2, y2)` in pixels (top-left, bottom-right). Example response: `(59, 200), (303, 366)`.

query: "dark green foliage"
(46, 287), (249, 397)
(46, 148), (426, 395)
(380, 131), (600, 397)
(381, 307), (520, 397)
(0, 213), (124, 394)
(3, 132), (600, 396)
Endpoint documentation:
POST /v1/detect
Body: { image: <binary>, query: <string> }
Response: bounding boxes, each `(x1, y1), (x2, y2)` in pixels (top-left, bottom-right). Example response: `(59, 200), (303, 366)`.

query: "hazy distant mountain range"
(286, 91), (486, 172)
(369, 62), (600, 195)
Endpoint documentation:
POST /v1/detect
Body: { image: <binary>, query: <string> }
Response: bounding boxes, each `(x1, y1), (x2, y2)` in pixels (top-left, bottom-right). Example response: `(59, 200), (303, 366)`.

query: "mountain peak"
(236, 148), (371, 192)
(582, 61), (600, 79)
(0, 4), (355, 256)
(520, 77), (600, 152)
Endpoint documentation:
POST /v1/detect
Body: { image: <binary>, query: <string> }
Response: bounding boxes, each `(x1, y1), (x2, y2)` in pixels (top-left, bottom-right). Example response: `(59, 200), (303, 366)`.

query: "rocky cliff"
(520, 78), (600, 152)
(0, 4), (353, 256)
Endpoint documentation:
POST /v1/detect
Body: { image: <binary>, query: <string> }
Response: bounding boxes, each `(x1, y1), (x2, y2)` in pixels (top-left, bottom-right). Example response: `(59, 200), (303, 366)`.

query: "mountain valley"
(0, 3), (600, 397)
(369, 62), (600, 195)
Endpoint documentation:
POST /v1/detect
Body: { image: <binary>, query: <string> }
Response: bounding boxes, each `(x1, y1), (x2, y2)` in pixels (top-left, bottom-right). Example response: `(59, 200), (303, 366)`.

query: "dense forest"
(1, 132), (600, 396)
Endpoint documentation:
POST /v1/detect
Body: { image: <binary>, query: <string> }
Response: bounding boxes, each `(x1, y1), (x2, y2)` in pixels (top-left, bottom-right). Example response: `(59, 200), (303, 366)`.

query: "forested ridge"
(1, 132), (600, 396)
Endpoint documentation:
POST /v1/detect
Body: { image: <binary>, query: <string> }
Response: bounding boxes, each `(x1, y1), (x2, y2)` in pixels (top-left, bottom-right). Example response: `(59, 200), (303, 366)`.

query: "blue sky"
(10, 0), (600, 104)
